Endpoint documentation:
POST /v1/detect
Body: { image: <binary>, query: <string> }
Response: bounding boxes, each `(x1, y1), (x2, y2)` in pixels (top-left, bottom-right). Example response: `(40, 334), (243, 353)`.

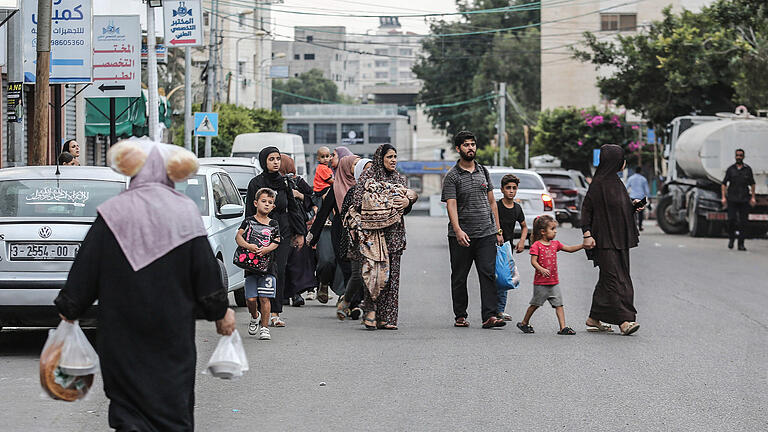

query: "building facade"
(541, 0), (714, 110)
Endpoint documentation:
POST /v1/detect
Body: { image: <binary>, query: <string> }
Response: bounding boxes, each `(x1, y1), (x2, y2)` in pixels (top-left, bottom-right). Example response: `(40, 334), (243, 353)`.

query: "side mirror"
(216, 204), (244, 219)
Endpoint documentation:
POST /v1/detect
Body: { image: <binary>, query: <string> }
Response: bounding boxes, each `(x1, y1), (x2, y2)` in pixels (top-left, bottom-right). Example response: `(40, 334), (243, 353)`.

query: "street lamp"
(235, 31), (266, 106)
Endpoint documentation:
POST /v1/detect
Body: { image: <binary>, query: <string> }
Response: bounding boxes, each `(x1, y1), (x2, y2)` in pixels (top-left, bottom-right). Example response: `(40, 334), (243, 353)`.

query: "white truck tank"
(676, 119), (768, 194)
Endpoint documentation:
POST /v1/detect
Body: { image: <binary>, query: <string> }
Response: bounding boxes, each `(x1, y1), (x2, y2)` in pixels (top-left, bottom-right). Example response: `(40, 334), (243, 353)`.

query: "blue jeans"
(497, 286), (508, 315)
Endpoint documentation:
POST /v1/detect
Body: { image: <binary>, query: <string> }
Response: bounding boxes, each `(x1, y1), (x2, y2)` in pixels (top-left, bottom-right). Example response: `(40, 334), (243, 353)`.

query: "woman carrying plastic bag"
(53, 139), (236, 430)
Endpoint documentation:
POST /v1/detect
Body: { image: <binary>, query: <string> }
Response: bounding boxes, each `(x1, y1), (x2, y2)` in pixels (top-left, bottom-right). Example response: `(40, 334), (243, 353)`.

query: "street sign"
(6, 82), (23, 123)
(163, 0), (203, 48)
(647, 128), (656, 144)
(82, 15), (140, 99)
(593, 149), (601, 167)
(194, 112), (218, 137)
(141, 42), (167, 64)
(22, 0), (93, 84)
(0, 1), (19, 9)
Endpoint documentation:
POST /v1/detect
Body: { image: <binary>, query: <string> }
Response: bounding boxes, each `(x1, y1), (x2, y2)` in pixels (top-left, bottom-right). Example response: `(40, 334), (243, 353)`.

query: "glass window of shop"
(341, 123), (365, 145)
(286, 123), (310, 144)
(369, 123), (391, 144)
(314, 124), (337, 144)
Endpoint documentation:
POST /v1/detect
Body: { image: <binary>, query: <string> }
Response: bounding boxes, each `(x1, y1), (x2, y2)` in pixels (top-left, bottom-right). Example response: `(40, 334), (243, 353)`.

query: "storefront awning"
(85, 90), (171, 137)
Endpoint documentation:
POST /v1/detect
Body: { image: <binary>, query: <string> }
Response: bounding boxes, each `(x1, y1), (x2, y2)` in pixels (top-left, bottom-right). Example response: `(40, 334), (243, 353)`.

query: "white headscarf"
(354, 158), (373, 181)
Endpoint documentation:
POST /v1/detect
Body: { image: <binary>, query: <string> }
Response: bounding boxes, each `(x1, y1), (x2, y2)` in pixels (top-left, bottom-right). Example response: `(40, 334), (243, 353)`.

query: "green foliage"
(532, 107), (631, 173)
(413, 0), (540, 165)
(272, 69), (341, 110)
(575, 0), (768, 128)
(172, 103), (284, 157)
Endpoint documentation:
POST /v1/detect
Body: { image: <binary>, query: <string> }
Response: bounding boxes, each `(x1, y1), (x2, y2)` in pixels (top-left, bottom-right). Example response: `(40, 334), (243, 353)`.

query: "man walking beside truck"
(721, 148), (756, 251)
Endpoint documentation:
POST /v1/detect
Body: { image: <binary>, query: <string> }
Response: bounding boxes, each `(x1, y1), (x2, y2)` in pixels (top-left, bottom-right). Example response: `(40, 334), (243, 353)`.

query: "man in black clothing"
(721, 148), (756, 251)
(442, 131), (506, 329)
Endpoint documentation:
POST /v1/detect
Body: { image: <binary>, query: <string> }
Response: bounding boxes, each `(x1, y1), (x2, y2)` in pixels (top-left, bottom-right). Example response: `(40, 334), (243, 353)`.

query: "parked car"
(0, 166), (128, 329)
(487, 167), (556, 242)
(199, 157), (261, 200)
(534, 169), (588, 227)
(231, 132), (308, 179)
(174, 166), (247, 306)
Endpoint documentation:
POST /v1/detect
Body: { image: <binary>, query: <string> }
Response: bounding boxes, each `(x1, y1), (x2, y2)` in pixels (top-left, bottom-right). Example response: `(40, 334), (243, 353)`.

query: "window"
(286, 123), (310, 144)
(306, 35), (313, 42)
(407, 175), (422, 193)
(219, 174), (243, 206)
(341, 123), (364, 145)
(368, 123), (391, 144)
(238, 13), (246, 27)
(375, 71), (388, 78)
(203, 12), (209, 26)
(0, 179), (125, 218)
(304, 53), (315, 60)
(375, 49), (388, 56)
(175, 176), (209, 216)
(399, 71), (411, 78)
(375, 60), (388, 67)
(400, 48), (412, 56)
(600, 13), (637, 31)
(238, 61), (245, 76)
(489, 173), (544, 190)
(294, 54), (300, 60)
(399, 60), (413, 68)
(314, 124), (337, 144)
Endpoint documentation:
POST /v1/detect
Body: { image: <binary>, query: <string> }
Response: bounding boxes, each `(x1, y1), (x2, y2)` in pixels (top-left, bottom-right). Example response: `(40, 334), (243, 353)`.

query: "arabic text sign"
(22, 0), (93, 84)
(7, 82), (23, 123)
(83, 15), (140, 99)
(163, 0), (203, 48)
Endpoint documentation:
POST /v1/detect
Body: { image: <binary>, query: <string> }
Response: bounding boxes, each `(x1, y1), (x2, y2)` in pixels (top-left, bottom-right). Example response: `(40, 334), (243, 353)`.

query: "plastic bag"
(495, 241), (520, 291)
(203, 330), (248, 380)
(39, 320), (99, 402)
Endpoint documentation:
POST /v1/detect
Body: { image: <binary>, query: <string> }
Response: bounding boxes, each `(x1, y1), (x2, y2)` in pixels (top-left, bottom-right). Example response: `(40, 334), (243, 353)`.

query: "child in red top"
(516, 215), (583, 335)
(312, 146), (335, 194)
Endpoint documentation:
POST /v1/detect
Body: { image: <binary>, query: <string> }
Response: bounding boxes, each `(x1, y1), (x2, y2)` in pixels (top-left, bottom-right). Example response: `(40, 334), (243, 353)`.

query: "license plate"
(9, 243), (80, 261)
(749, 214), (768, 221)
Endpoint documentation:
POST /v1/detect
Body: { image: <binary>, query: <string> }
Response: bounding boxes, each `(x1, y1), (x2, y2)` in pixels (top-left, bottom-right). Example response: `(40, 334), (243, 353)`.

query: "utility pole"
(523, 125), (530, 169)
(30, 0), (51, 166)
(498, 82), (506, 166)
(8, 10), (24, 166)
(205, 0), (218, 157)
(184, 46), (192, 151)
(146, 2), (160, 141)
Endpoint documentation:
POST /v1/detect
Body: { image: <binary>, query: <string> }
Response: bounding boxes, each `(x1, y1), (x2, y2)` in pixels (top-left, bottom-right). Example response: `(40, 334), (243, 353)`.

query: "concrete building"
(541, 0), (714, 111)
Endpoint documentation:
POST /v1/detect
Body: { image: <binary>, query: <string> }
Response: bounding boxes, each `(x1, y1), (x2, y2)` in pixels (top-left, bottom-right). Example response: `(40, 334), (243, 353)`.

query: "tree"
(272, 69), (340, 110)
(532, 107), (631, 173)
(575, 0), (768, 129)
(173, 104), (284, 157)
(413, 0), (540, 165)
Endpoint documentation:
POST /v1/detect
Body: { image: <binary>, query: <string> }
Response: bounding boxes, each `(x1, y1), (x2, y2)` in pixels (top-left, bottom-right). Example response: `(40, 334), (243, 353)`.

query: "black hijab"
(584, 144), (638, 250)
(258, 146), (287, 191)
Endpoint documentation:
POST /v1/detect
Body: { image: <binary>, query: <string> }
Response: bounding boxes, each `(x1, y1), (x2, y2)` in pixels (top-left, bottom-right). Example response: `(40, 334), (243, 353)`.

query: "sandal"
(620, 321), (640, 336)
(516, 322), (534, 333)
(336, 299), (347, 321)
(557, 327), (576, 335)
(454, 317), (470, 328)
(586, 319), (613, 332)
(482, 316), (506, 329)
(377, 322), (398, 330)
(363, 316), (377, 330)
(269, 316), (286, 327)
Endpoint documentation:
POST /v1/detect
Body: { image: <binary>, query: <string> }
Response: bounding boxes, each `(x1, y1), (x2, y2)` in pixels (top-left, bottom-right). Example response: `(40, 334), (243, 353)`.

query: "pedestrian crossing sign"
(194, 112), (219, 137)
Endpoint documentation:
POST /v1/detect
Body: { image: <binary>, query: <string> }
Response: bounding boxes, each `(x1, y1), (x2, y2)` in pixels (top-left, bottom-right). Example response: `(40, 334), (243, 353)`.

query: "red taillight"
(542, 194), (554, 211)
(562, 189), (578, 197)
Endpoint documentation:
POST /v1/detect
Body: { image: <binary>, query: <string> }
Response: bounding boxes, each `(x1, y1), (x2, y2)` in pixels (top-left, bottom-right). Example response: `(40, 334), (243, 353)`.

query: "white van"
(231, 132), (308, 179)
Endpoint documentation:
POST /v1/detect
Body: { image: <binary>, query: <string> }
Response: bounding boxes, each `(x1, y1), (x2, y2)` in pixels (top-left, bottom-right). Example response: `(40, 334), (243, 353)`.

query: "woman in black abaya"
(55, 140), (236, 431)
(581, 144), (644, 335)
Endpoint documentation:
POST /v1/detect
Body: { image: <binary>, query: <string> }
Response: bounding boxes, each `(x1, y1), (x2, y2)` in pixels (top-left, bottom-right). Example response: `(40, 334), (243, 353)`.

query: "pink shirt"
(529, 240), (563, 285)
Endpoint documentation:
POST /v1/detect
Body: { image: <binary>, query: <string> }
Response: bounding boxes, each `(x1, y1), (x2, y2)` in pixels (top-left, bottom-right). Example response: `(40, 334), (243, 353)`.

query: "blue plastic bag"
(495, 241), (520, 290)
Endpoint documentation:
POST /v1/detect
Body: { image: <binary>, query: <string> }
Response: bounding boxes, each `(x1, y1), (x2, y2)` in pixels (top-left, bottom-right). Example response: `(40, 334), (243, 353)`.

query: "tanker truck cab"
(658, 112), (768, 238)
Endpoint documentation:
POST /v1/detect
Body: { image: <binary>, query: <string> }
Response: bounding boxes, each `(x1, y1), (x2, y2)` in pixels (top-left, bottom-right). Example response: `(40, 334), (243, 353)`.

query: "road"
(1, 216), (766, 431)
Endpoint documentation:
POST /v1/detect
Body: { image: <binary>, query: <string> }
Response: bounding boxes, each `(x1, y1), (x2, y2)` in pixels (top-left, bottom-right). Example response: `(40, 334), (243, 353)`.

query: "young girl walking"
(516, 215), (583, 335)
(236, 188), (281, 340)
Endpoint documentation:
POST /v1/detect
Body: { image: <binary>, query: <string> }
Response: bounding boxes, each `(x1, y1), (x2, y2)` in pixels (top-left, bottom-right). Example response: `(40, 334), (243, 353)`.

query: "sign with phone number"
(22, 0), (93, 84)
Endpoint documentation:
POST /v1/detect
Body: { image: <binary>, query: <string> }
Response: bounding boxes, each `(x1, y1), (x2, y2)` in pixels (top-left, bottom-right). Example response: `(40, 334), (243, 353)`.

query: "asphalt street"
(1, 216), (766, 431)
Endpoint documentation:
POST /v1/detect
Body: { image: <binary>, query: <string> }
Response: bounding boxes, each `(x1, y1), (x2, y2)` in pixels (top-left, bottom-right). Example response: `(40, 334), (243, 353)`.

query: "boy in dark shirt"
(497, 174), (528, 320)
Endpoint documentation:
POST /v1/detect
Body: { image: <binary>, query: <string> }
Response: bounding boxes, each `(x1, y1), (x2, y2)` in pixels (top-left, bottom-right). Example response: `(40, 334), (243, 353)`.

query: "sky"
(94, 0), (460, 39)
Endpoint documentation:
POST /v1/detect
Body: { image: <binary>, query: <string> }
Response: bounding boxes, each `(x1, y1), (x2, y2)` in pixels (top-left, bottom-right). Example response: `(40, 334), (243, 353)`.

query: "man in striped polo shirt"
(441, 131), (506, 329)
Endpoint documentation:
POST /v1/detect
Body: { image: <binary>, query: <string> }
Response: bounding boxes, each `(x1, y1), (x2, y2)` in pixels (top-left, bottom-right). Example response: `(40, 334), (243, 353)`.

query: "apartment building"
(541, 0), (714, 110)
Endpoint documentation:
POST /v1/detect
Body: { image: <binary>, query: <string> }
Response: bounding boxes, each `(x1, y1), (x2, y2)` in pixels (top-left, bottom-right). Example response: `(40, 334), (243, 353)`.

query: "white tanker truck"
(656, 112), (768, 237)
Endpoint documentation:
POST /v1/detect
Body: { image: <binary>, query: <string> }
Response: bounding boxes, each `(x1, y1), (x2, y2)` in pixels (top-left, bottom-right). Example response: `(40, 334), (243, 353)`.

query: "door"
(211, 173), (245, 289)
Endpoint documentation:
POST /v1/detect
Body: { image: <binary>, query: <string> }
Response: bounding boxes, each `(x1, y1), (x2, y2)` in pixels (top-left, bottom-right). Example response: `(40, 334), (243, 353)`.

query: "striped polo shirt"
(441, 161), (496, 239)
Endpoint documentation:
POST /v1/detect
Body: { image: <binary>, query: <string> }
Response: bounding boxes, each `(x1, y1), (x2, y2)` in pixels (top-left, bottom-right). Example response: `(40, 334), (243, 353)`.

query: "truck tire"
(657, 195), (687, 234)
(688, 194), (708, 237)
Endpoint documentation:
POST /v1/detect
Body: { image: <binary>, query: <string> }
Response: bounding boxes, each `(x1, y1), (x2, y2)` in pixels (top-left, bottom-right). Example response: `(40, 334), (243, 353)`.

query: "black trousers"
(635, 208), (644, 229)
(449, 235), (498, 322)
(344, 259), (364, 308)
(727, 201), (750, 241)
(271, 239), (293, 314)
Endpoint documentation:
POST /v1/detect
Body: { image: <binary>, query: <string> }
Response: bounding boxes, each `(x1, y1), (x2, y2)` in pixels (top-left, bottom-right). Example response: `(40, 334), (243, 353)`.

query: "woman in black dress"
(581, 144), (644, 335)
(55, 140), (235, 431)
(245, 146), (307, 327)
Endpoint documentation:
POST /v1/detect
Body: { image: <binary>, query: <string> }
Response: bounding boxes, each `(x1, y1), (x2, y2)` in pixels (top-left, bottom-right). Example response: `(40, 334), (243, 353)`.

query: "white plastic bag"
(203, 329), (248, 380)
(40, 320), (99, 401)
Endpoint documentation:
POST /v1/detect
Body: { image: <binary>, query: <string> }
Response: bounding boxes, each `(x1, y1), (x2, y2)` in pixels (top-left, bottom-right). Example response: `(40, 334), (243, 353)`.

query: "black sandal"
(363, 316), (377, 330)
(557, 327), (576, 335)
(516, 322), (535, 333)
